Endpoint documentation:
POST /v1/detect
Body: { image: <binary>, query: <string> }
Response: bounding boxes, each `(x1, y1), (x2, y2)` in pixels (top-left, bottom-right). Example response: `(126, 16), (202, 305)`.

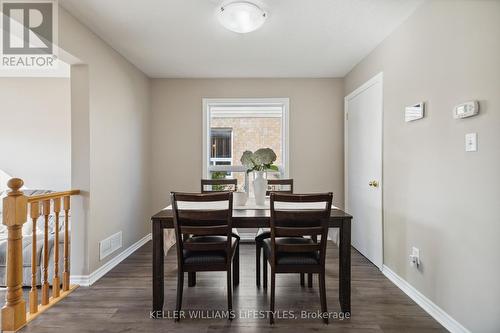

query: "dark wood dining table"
(151, 206), (353, 314)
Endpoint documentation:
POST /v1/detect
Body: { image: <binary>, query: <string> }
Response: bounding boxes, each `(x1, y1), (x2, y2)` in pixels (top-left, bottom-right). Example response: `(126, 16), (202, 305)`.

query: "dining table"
(150, 198), (353, 314)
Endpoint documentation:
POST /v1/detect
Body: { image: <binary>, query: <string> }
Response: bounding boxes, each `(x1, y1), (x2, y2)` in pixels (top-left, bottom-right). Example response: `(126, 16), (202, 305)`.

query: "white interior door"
(345, 73), (383, 269)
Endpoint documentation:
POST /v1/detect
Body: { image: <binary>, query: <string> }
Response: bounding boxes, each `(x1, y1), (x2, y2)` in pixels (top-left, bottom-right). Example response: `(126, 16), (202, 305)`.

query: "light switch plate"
(465, 133), (477, 152)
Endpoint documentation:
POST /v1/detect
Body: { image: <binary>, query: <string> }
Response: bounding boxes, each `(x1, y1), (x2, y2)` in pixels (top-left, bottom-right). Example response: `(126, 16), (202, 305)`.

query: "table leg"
(339, 218), (351, 314)
(152, 222), (164, 312)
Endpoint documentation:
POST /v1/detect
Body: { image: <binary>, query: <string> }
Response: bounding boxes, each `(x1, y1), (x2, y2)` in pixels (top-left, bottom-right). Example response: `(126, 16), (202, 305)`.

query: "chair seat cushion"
(183, 236), (237, 265)
(231, 229), (240, 240)
(255, 228), (270, 241)
(263, 237), (319, 265)
(255, 229), (305, 242)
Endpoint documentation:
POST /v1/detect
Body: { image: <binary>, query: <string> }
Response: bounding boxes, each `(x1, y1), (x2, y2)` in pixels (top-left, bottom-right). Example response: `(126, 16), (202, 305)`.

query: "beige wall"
(151, 79), (344, 212)
(344, 1), (500, 332)
(58, 8), (152, 274)
(0, 78), (71, 190)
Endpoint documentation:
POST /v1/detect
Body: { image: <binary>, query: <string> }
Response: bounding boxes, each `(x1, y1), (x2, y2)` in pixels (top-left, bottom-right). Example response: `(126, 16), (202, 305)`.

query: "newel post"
(1, 178), (28, 332)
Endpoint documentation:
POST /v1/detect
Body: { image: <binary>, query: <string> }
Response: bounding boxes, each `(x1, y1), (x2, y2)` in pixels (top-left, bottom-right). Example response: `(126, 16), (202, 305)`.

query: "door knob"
(369, 180), (379, 187)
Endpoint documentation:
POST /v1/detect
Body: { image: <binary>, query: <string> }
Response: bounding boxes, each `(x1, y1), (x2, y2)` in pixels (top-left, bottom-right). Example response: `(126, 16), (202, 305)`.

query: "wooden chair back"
(171, 192), (233, 262)
(201, 179), (238, 193)
(269, 193), (333, 265)
(266, 178), (293, 195)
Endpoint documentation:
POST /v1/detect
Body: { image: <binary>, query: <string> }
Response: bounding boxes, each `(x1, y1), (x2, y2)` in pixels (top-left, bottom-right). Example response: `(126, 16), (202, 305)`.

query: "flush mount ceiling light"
(218, 1), (267, 34)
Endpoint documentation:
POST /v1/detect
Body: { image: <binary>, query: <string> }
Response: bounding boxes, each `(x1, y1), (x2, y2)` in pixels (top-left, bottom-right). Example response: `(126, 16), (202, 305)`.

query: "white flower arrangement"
(240, 148), (279, 173)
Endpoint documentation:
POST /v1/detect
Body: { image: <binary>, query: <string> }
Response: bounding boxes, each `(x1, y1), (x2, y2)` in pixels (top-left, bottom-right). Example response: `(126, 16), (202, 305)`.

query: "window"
(203, 98), (289, 192)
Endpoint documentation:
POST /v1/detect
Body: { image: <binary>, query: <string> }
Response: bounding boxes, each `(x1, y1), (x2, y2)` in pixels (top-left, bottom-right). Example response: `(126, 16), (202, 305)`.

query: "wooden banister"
(1, 178), (81, 332)
(27, 190), (80, 203)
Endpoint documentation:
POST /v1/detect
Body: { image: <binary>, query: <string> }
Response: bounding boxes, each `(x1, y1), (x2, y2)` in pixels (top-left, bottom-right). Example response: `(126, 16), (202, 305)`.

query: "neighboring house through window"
(210, 128), (232, 166)
(203, 98), (290, 192)
(210, 128), (233, 178)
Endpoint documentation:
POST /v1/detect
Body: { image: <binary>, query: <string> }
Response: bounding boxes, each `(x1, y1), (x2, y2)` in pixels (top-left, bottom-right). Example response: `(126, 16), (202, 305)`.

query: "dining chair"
(265, 178), (294, 196)
(263, 192), (333, 324)
(256, 179), (305, 287)
(196, 178), (240, 287)
(201, 178), (238, 193)
(171, 192), (239, 321)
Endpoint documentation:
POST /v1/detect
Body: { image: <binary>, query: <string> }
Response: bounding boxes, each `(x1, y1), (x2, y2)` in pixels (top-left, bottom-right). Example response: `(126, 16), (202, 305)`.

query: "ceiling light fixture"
(218, 1), (267, 34)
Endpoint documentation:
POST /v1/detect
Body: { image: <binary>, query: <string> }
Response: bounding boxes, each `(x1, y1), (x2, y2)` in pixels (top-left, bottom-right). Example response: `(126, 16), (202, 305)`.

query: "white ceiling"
(60, 0), (423, 78)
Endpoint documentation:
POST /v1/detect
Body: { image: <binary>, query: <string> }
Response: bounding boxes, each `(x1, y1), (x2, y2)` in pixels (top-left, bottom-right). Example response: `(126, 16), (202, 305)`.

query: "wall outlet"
(100, 231), (122, 260)
(409, 247), (420, 267)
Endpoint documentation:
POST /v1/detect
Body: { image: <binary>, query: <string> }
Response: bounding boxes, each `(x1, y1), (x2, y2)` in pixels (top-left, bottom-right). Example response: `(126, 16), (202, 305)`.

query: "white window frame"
(202, 98), (290, 181)
(210, 157), (233, 164)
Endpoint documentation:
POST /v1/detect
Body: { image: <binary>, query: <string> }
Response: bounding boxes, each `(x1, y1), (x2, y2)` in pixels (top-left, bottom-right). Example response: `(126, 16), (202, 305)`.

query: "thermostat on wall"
(454, 101), (479, 119)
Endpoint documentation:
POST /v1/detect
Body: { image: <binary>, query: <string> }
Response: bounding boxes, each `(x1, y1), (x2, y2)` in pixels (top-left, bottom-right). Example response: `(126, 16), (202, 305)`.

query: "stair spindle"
(62, 196), (70, 291)
(52, 198), (61, 298)
(41, 200), (50, 305)
(29, 202), (40, 314)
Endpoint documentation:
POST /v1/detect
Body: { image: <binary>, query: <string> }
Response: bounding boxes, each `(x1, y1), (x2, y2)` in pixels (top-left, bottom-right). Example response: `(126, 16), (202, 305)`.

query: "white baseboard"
(71, 233), (152, 286)
(382, 265), (470, 333)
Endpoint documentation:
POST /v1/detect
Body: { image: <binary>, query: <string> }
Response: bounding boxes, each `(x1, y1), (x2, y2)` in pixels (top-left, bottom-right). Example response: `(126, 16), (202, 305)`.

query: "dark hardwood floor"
(1, 241), (446, 333)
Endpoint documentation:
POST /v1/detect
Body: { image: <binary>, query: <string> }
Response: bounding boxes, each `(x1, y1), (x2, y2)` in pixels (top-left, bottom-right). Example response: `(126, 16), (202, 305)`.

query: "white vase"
(253, 171), (267, 206)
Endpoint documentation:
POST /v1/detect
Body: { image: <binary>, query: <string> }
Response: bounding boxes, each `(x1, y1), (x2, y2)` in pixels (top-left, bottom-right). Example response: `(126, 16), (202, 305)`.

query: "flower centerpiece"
(240, 148), (278, 205)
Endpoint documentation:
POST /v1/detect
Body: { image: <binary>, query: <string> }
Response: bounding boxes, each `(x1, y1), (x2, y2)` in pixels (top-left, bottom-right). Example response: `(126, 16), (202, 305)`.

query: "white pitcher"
(233, 191), (248, 206)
